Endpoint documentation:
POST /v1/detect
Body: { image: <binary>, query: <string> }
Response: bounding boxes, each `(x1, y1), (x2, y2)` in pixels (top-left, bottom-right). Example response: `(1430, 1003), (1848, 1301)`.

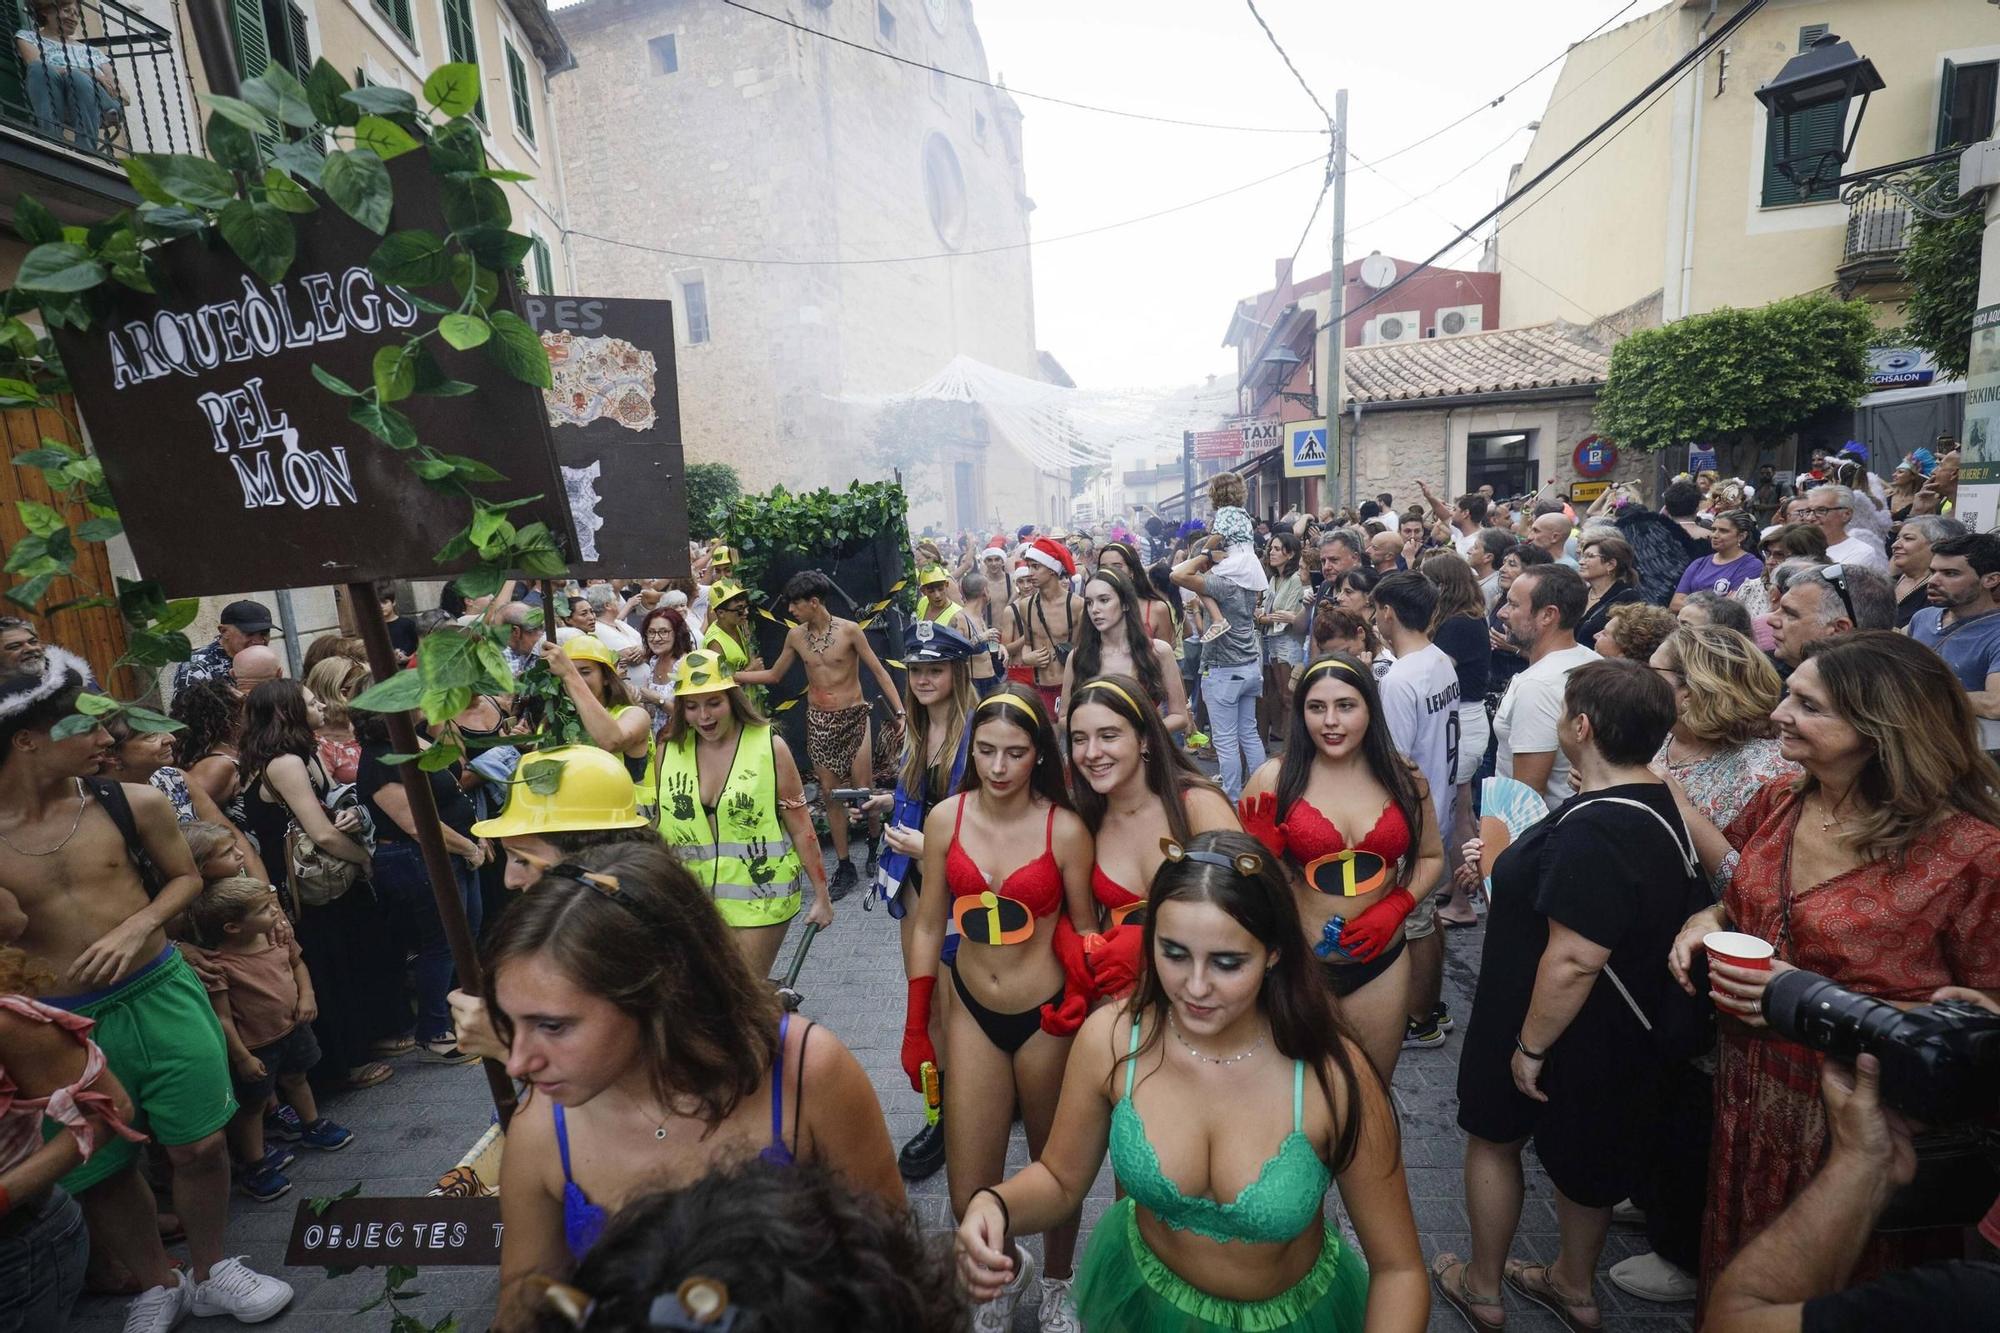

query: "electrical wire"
(1242, 0), (1330, 123)
(718, 0), (1327, 136)
(563, 153), (1325, 266)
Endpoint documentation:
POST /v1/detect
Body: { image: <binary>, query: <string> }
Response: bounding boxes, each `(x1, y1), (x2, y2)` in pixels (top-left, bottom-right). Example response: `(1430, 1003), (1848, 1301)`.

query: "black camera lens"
(1766, 969), (2000, 1124)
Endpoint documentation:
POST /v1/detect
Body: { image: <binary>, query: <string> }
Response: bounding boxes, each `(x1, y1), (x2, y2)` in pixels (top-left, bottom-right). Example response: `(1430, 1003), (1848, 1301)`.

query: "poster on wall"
(51, 159), (575, 599)
(524, 296), (689, 577)
(1955, 304), (2000, 533)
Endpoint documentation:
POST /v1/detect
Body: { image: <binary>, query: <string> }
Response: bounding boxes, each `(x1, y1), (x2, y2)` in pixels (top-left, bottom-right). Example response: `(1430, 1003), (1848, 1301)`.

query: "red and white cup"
(1704, 930), (1774, 973)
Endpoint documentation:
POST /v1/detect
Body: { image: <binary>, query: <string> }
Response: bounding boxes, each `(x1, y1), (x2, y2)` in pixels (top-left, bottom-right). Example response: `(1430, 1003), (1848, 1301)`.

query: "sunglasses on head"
(1819, 563), (1857, 623)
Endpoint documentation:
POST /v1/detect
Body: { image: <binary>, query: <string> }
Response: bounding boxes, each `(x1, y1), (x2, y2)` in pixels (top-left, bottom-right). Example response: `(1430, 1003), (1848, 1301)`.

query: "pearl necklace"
(1167, 1012), (1265, 1066)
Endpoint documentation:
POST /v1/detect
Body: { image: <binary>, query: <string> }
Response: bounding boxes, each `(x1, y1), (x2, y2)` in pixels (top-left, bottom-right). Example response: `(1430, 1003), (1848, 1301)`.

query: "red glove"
(1334, 887), (1416, 963)
(902, 976), (936, 1092)
(1040, 916), (1093, 1037)
(1090, 924), (1143, 1001)
(1238, 791), (1285, 859)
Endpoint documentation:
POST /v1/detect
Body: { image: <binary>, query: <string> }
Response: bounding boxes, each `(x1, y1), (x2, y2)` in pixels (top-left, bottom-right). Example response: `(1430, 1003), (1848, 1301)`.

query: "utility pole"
(1326, 90), (1350, 509)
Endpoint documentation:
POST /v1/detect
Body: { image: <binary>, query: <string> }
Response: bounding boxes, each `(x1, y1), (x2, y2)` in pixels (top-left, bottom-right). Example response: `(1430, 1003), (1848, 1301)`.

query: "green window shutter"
(506, 43), (534, 145)
(1938, 60), (1960, 153)
(372, 0), (414, 42)
(532, 236), (554, 294)
(443, 0), (485, 123)
(1762, 98), (1846, 206)
(232, 0), (270, 81)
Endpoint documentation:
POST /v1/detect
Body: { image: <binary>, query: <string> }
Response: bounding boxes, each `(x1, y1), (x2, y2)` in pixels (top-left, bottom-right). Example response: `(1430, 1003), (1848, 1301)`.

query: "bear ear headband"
(1158, 836), (1263, 878)
(534, 1274), (738, 1330)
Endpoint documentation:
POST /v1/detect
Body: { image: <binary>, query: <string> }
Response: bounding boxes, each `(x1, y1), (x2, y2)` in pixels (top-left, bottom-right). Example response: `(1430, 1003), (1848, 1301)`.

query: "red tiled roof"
(1344, 322), (1609, 405)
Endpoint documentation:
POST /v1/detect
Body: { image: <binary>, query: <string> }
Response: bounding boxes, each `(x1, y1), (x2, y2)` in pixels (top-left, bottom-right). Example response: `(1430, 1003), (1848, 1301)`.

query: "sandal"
(342, 1062), (395, 1089)
(1431, 1253), (1505, 1332)
(369, 1034), (417, 1057)
(1503, 1260), (1600, 1332)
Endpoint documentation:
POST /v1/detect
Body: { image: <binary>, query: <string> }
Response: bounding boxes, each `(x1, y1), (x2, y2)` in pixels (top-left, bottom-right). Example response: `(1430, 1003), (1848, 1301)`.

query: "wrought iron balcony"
(0, 0), (196, 172)
(1834, 159), (1984, 297)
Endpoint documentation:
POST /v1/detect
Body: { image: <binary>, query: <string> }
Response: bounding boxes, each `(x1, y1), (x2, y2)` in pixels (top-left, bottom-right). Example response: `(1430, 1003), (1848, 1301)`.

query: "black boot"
(898, 1117), (946, 1181)
(829, 860), (859, 902)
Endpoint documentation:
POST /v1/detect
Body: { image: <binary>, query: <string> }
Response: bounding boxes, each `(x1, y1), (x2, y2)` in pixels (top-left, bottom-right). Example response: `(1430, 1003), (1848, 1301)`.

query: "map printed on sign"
(544, 332), (658, 432)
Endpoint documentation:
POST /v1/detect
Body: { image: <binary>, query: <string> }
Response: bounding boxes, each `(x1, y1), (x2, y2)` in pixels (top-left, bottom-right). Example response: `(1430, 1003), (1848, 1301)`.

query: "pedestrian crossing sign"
(1284, 420), (1329, 477)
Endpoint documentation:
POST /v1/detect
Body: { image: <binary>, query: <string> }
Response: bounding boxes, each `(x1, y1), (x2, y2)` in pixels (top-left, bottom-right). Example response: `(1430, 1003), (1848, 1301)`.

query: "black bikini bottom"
(1320, 934), (1408, 998)
(949, 959), (1061, 1056)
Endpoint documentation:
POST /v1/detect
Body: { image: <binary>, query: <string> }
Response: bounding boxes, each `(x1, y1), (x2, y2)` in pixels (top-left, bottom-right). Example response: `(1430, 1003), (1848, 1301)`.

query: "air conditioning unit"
(1368, 311), (1422, 344)
(1436, 305), (1484, 336)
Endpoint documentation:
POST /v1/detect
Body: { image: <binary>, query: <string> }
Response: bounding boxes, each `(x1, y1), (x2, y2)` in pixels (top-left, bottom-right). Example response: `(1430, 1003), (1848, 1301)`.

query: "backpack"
(83, 778), (165, 899)
(1553, 794), (1716, 1063)
(285, 782), (372, 909)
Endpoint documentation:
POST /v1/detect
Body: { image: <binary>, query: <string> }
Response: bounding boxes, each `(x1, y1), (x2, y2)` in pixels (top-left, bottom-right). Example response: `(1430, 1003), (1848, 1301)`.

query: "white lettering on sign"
(192, 374), (356, 511)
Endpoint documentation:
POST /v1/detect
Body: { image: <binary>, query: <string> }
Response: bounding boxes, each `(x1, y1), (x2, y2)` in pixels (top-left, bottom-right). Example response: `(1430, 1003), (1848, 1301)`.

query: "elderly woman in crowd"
(1674, 592), (1754, 637)
(1663, 632), (2000, 1292)
(1573, 535), (1643, 652)
(1593, 602), (1676, 663)
(1732, 523), (1827, 651)
(1436, 660), (1701, 1332)
(1889, 513), (1966, 628)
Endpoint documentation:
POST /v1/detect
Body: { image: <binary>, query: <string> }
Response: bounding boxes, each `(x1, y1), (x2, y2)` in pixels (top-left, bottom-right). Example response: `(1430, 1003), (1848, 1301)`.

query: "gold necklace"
(0, 780), (88, 856)
(1814, 788), (1852, 833)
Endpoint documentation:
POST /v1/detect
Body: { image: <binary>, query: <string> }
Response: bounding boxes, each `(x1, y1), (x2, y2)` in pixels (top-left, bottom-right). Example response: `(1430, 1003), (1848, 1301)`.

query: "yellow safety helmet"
(710, 545), (736, 568)
(561, 633), (619, 670)
(918, 564), (951, 587)
(470, 745), (651, 837)
(674, 649), (736, 696)
(707, 578), (749, 610)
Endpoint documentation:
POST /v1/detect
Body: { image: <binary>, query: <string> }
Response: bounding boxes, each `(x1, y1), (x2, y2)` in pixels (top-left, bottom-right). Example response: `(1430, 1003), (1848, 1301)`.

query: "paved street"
(71, 843), (1696, 1332)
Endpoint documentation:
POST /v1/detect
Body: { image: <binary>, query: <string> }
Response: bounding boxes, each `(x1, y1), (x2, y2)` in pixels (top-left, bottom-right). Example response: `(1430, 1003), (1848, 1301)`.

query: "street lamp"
(1754, 31), (1885, 196)
(1259, 347), (1319, 412)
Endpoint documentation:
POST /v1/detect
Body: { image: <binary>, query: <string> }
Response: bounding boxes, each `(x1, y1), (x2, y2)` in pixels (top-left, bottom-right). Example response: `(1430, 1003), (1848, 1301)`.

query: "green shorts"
(50, 947), (237, 1192)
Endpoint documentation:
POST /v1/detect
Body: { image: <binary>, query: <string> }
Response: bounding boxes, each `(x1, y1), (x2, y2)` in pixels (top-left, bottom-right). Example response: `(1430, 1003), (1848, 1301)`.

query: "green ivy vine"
(716, 480), (915, 607)
(0, 59), (570, 756)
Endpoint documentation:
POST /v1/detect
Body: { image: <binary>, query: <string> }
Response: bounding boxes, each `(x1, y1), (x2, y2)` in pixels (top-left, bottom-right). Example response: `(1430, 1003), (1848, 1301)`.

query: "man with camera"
(1707, 975), (2000, 1331)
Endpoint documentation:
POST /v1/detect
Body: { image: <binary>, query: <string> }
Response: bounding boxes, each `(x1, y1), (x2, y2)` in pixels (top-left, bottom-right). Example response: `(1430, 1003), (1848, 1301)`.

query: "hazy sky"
(969, 0), (1657, 389)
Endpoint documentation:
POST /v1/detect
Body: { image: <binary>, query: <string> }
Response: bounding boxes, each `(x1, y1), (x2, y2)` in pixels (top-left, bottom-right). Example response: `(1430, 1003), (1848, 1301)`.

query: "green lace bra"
(1108, 1017), (1332, 1245)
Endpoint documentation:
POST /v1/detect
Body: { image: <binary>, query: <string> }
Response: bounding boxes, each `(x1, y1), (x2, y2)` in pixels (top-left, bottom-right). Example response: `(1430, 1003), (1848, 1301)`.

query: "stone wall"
(1336, 390), (1623, 509)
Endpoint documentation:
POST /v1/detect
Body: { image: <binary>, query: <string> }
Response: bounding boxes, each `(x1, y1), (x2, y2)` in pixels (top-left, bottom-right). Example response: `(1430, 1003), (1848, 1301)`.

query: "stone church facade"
(552, 0), (1068, 529)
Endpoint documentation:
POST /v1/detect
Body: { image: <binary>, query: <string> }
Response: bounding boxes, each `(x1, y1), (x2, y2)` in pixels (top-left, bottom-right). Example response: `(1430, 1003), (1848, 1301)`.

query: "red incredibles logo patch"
(1303, 850), (1390, 898)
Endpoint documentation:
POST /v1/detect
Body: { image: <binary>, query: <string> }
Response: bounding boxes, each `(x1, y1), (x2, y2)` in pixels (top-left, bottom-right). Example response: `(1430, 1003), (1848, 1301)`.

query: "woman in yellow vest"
(539, 634), (657, 814)
(700, 579), (759, 673)
(656, 649), (831, 978)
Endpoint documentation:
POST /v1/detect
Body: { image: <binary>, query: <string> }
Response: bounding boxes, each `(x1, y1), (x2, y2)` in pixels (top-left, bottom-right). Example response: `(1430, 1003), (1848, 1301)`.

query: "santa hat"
(980, 535), (1009, 560)
(1022, 536), (1075, 577)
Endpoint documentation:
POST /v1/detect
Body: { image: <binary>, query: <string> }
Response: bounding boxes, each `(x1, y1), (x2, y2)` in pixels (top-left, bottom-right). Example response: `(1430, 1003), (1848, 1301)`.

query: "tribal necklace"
(0, 779), (88, 856)
(1167, 1012), (1266, 1066)
(805, 618), (836, 657)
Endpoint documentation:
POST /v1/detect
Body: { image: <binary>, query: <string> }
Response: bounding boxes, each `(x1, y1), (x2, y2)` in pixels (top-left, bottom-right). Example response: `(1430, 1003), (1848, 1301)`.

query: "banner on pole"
(1955, 303), (2000, 532)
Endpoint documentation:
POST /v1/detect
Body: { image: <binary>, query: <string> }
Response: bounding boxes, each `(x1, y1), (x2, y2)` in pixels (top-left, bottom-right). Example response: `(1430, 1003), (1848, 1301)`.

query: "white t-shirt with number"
(1379, 642), (1462, 841)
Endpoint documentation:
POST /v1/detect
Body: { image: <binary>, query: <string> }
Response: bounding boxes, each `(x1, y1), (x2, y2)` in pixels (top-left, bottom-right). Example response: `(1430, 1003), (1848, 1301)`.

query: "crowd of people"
(4, 432), (2000, 1332)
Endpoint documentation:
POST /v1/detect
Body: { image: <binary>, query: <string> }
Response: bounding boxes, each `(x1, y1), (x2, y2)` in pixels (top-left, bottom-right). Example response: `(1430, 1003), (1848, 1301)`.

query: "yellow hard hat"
(707, 578), (749, 609)
(674, 649), (736, 696)
(470, 746), (651, 838)
(561, 633), (619, 670)
(710, 545), (736, 567)
(918, 564), (951, 587)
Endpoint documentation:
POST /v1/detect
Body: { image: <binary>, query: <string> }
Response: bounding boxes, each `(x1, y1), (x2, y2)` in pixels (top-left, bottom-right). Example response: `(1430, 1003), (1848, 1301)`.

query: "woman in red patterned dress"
(1661, 631), (2000, 1296)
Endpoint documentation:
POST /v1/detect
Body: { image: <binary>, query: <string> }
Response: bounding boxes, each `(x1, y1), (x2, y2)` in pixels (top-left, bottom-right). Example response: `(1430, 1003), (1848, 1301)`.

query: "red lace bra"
(947, 801), (1064, 944)
(1278, 797), (1411, 865)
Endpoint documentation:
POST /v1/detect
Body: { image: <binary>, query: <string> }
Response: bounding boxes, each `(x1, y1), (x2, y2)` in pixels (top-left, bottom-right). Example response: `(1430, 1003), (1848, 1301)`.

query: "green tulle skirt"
(1073, 1199), (1368, 1332)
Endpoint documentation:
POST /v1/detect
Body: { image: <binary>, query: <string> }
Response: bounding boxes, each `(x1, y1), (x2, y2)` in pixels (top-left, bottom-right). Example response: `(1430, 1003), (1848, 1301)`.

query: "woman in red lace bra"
(1066, 675), (1237, 1004)
(1240, 653), (1443, 1078)
(900, 684), (1097, 1329)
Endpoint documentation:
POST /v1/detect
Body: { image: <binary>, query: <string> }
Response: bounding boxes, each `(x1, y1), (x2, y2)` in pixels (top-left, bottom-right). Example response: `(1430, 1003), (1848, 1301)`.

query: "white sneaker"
(1038, 1275), (1080, 1333)
(189, 1256), (294, 1322)
(972, 1241), (1036, 1332)
(1608, 1250), (1697, 1303)
(123, 1271), (191, 1333)
(1610, 1197), (1645, 1226)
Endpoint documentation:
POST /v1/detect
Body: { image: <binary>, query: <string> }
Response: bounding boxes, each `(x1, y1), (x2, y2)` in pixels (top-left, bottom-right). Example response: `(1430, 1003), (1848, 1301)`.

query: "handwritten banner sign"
(525, 295), (688, 577)
(51, 157), (575, 598)
(286, 1196), (502, 1268)
(1192, 419), (1281, 463)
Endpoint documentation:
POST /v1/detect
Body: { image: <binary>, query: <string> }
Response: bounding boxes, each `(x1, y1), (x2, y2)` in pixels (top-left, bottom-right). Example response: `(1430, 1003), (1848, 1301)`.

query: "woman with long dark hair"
(956, 830), (1427, 1332)
(901, 685), (1097, 1329)
(1419, 551), (1491, 930)
(1066, 675), (1237, 1003)
(171, 676), (249, 830)
(1572, 534), (1643, 652)
(1097, 540), (1174, 644)
(1240, 654), (1443, 1078)
(1061, 567), (1187, 734)
(489, 842), (901, 1328)
(237, 681), (399, 1090)
(1255, 531), (1306, 744)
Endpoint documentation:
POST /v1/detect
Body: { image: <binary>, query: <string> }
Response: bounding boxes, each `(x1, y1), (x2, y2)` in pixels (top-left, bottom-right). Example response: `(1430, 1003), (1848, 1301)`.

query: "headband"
(1302, 657), (1363, 685)
(1159, 836), (1264, 877)
(1074, 679), (1144, 717)
(978, 693), (1043, 728)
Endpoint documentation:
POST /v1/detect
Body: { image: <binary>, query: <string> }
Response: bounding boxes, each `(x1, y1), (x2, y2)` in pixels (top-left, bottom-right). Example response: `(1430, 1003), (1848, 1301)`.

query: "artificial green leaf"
(369, 231), (450, 286)
(13, 196), (61, 246)
(202, 93), (273, 134)
(16, 243), (106, 294)
(311, 364), (363, 397)
(409, 456), (454, 481)
(5, 571), (57, 612)
(50, 711), (102, 740)
(116, 576), (169, 624)
(134, 203), (208, 239)
(0, 378), (39, 405)
(242, 67), (317, 129)
(130, 153), (237, 209)
(269, 139), (326, 186)
(120, 156), (176, 205)
(152, 598), (200, 634)
(205, 112), (262, 174)
(459, 168), (532, 183)
(417, 744), (457, 772)
(322, 148), (393, 235)
(0, 317), (39, 356)
(354, 114), (419, 161)
(403, 291), (455, 315)
(373, 343), (416, 403)
(217, 199), (296, 284)
(448, 253), (498, 306)
(480, 309), (551, 388)
(440, 175), (508, 232)
(422, 379), (477, 397)
(349, 669), (427, 713)
(306, 57), (356, 127)
(262, 169), (318, 215)
(406, 342), (467, 397)
(427, 118), (485, 174)
(341, 85), (419, 117)
(73, 691), (119, 715)
(423, 62), (482, 118)
(454, 567), (505, 601)
(118, 627), (193, 668)
(460, 226), (532, 271)
(13, 446), (75, 470)
(522, 758), (567, 796)
(122, 705), (184, 733)
(349, 399), (418, 449)
(15, 499), (65, 537)
(442, 453), (503, 482)
(76, 516), (122, 542)
(438, 313), (488, 350)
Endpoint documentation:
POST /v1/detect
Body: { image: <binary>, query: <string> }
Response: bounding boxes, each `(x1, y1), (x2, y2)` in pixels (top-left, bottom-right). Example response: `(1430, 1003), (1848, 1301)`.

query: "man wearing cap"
(917, 565), (975, 633)
(173, 599), (272, 697)
(1003, 536), (1084, 718)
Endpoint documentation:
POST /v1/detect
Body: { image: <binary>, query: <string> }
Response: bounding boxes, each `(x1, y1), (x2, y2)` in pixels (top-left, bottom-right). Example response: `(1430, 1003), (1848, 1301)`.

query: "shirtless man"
(1003, 536), (1084, 719)
(0, 650), (292, 1329)
(735, 570), (904, 898)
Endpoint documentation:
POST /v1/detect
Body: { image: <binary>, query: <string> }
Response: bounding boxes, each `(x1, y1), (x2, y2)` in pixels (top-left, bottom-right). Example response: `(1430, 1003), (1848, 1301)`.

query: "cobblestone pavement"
(70, 843), (1697, 1332)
